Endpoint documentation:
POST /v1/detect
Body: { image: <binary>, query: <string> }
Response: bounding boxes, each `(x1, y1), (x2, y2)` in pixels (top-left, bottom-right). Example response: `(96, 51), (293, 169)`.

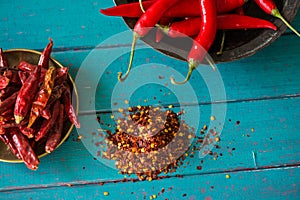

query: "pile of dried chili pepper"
(101, 0), (300, 84)
(0, 39), (80, 170)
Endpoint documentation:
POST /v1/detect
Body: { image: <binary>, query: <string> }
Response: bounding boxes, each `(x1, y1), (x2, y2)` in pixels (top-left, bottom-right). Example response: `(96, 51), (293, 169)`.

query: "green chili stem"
(118, 33), (139, 82)
(272, 9), (300, 37)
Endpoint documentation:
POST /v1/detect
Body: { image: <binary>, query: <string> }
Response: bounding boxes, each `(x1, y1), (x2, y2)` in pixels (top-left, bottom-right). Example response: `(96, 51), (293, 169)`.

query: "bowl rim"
(0, 48), (79, 163)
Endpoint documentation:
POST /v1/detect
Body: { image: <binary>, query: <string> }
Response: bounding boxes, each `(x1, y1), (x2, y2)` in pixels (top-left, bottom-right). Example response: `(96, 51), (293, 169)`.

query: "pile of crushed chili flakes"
(98, 105), (207, 180)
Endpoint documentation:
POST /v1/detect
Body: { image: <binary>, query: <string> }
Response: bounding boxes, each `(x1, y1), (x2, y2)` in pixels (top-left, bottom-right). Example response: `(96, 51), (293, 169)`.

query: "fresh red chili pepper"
(62, 84), (80, 128)
(0, 74), (10, 89)
(45, 103), (64, 153)
(28, 66), (56, 127)
(254, 0), (300, 37)
(171, 0), (217, 85)
(9, 127), (40, 170)
(38, 38), (53, 69)
(0, 91), (18, 114)
(35, 100), (60, 141)
(101, 0), (248, 18)
(118, 0), (181, 81)
(14, 65), (41, 124)
(163, 15), (277, 38)
(235, 6), (245, 15)
(0, 48), (8, 68)
(0, 133), (21, 159)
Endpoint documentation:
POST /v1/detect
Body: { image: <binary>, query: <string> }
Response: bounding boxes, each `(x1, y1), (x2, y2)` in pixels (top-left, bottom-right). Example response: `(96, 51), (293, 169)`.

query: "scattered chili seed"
(210, 116), (215, 121)
(103, 191), (109, 196)
(226, 174), (230, 179)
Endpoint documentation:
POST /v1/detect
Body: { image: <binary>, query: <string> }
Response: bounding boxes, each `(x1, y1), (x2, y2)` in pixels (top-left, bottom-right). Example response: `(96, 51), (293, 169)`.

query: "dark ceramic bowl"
(115, 0), (300, 63)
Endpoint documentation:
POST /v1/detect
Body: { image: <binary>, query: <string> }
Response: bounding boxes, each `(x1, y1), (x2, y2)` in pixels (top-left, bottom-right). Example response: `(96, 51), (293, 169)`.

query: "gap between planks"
(78, 93), (300, 115)
(1, 163), (299, 193)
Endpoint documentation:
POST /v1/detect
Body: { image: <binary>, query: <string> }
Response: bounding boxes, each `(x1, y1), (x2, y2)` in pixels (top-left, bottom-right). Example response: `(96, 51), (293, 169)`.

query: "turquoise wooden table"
(1, 0), (300, 199)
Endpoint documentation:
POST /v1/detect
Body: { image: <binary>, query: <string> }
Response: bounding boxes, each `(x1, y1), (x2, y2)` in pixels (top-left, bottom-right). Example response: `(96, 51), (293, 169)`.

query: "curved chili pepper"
(254, 0), (300, 37)
(45, 103), (64, 153)
(9, 127), (40, 170)
(62, 84), (80, 128)
(38, 38), (53, 69)
(118, 0), (181, 81)
(14, 65), (41, 124)
(35, 100), (60, 141)
(0, 48), (8, 68)
(163, 14), (277, 38)
(101, 0), (248, 18)
(28, 66), (56, 127)
(171, 0), (217, 85)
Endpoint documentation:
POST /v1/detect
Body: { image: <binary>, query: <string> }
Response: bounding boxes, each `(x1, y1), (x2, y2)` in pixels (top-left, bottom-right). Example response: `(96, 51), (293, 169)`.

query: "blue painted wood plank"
(1, 166), (299, 200)
(0, 0), (299, 51)
(48, 33), (300, 113)
(0, 97), (299, 190)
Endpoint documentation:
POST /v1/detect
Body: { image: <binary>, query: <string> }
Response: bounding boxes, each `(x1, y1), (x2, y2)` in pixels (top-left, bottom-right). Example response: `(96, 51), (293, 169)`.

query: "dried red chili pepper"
(14, 65), (41, 124)
(171, 0), (217, 84)
(18, 61), (47, 83)
(38, 38), (53, 69)
(9, 127), (40, 170)
(100, 0), (248, 18)
(28, 66), (56, 127)
(254, 0), (300, 36)
(35, 100), (60, 141)
(45, 103), (64, 153)
(54, 67), (68, 86)
(0, 127), (5, 134)
(118, 0), (181, 81)
(41, 83), (67, 119)
(0, 85), (20, 100)
(0, 74), (10, 89)
(18, 71), (29, 85)
(162, 14), (277, 38)
(0, 48), (8, 68)
(4, 69), (21, 85)
(0, 91), (19, 114)
(62, 84), (80, 128)
(18, 61), (36, 71)
(0, 133), (21, 159)
(19, 125), (35, 138)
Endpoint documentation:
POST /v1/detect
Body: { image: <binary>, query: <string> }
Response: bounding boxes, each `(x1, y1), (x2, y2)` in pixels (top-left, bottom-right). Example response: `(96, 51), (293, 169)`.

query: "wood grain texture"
(0, 0), (299, 199)
(1, 166), (299, 200)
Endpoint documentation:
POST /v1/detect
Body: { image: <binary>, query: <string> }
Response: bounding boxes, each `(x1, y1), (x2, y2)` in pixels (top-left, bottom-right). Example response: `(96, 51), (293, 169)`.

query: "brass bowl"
(0, 49), (79, 163)
(115, 0), (300, 63)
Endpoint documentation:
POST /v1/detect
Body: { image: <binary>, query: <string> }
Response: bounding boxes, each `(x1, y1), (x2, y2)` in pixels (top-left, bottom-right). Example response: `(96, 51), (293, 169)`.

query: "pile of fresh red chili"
(101, 0), (300, 84)
(0, 39), (80, 170)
